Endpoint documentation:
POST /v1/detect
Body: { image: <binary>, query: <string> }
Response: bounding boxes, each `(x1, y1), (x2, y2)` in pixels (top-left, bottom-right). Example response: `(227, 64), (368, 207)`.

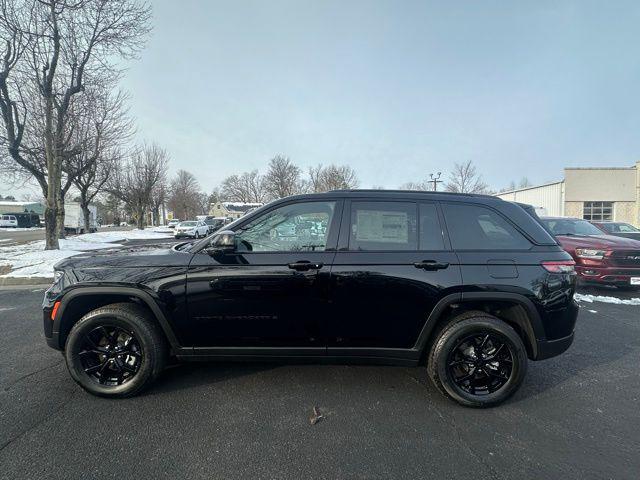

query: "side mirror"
(205, 230), (236, 256)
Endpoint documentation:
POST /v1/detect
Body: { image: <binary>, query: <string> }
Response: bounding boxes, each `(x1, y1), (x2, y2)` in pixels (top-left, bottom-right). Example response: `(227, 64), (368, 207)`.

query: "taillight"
(541, 260), (576, 273)
(51, 301), (61, 321)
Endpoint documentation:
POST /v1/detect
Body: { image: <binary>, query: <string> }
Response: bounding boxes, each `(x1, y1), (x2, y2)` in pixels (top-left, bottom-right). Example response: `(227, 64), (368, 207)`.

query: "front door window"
(235, 201), (336, 252)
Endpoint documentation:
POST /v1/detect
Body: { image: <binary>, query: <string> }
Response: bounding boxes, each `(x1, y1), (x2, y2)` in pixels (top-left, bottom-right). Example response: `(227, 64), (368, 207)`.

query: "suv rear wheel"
(64, 303), (168, 398)
(427, 311), (528, 407)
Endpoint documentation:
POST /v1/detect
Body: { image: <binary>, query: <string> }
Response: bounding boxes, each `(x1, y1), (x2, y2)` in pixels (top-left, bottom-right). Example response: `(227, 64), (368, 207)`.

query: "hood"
(54, 244), (193, 270)
(556, 233), (640, 250)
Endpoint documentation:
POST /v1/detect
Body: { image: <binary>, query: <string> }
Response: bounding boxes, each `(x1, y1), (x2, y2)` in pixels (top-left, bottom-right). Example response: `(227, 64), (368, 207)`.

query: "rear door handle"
(288, 261), (324, 271)
(414, 260), (449, 271)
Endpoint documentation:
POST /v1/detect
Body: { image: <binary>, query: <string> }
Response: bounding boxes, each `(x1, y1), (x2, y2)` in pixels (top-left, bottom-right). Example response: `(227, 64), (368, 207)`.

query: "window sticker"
(355, 210), (408, 244)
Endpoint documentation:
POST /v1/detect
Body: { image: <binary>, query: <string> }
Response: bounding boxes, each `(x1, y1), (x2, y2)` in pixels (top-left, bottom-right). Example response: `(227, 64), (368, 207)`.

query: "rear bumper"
(535, 332), (575, 360)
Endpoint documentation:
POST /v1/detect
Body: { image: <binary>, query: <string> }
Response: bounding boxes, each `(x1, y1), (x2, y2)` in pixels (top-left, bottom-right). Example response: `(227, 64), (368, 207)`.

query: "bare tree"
(167, 169), (202, 220)
(108, 144), (168, 229)
(519, 177), (532, 188)
(308, 164), (324, 193)
(207, 186), (222, 205)
(308, 164), (359, 192)
(263, 155), (304, 200)
(399, 180), (432, 191)
(67, 89), (133, 232)
(221, 170), (267, 203)
(196, 192), (209, 215)
(445, 160), (489, 194)
(0, 0), (151, 249)
(150, 182), (166, 226)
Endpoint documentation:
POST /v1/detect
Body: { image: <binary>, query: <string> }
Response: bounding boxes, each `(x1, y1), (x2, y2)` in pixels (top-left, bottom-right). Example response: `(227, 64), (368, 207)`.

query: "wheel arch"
(54, 287), (181, 352)
(415, 292), (544, 360)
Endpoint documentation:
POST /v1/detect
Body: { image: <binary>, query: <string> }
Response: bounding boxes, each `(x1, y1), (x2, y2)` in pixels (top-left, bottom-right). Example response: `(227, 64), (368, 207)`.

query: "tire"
(64, 302), (168, 398)
(427, 311), (528, 408)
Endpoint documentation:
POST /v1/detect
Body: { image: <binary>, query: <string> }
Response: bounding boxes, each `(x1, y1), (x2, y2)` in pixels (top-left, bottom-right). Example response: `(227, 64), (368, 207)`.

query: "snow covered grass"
(575, 293), (640, 306)
(75, 229), (172, 243)
(0, 228), (172, 278)
(146, 225), (173, 234)
(0, 236), (123, 278)
(0, 227), (45, 232)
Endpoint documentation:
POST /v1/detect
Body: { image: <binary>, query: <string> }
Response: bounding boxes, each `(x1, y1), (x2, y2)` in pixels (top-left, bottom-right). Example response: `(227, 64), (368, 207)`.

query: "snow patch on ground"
(146, 226), (173, 234)
(575, 293), (640, 306)
(75, 229), (172, 243)
(0, 228), (173, 278)
(0, 236), (125, 278)
(0, 227), (44, 232)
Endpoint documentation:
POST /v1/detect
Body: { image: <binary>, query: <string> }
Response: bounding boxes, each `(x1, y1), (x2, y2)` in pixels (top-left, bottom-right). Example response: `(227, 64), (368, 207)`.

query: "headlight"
(575, 248), (606, 259)
(53, 270), (64, 283)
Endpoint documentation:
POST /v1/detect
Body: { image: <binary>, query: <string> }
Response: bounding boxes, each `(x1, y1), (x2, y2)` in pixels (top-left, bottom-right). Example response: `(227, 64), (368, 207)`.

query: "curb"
(0, 276), (53, 287)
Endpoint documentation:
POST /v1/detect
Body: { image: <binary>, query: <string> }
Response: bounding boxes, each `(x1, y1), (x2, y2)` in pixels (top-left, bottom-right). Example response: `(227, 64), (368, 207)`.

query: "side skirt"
(176, 348), (420, 367)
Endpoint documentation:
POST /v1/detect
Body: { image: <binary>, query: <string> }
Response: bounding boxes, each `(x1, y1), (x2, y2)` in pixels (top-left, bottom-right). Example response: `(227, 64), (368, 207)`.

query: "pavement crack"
(2, 360), (64, 392)
(0, 388), (77, 454)
(403, 369), (507, 480)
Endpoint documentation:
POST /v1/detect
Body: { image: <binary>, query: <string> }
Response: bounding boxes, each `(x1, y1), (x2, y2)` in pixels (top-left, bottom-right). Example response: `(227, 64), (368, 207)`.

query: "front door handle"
(288, 261), (324, 271)
(414, 260), (449, 271)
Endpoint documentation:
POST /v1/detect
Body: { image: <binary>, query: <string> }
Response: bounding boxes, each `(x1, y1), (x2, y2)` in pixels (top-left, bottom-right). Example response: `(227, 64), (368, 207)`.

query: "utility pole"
(429, 172), (443, 191)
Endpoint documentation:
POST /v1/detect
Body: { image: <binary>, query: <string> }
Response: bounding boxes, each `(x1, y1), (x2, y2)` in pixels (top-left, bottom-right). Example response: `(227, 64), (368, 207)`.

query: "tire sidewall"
(65, 310), (156, 397)
(434, 318), (528, 407)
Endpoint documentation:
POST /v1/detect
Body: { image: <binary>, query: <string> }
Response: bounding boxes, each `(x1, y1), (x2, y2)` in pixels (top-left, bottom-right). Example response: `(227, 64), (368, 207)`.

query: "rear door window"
(349, 202), (417, 251)
(443, 203), (531, 250)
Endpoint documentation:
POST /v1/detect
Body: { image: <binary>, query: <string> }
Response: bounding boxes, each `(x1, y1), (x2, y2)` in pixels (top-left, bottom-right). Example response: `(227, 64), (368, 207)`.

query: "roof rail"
(327, 189), (494, 198)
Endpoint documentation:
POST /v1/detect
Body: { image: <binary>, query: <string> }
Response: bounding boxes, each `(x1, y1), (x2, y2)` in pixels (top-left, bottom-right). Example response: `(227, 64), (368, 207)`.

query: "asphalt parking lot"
(0, 286), (638, 480)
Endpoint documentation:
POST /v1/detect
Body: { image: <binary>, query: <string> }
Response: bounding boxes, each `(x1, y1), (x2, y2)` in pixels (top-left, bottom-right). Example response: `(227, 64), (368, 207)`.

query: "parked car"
(44, 190), (578, 407)
(540, 217), (640, 288)
(167, 219), (181, 229)
(174, 220), (209, 239)
(6, 212), (41, 228)
(591, 221), (640, 240)
(201, 216), (227, 234)
(0, 214), (18, 228)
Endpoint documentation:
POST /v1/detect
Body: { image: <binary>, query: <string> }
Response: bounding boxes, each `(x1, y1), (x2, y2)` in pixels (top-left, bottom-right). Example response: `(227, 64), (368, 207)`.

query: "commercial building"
(496, 161), (640, 226)
(0, 200), (45, 216)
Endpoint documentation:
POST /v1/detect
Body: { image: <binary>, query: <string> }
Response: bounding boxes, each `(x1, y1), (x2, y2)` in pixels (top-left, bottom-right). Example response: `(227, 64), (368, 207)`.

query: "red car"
(540, 217), (640, 288)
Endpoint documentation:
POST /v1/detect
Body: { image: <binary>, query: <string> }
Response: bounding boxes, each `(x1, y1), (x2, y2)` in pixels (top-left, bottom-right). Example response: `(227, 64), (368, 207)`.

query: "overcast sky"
(5, 0), (640, 197)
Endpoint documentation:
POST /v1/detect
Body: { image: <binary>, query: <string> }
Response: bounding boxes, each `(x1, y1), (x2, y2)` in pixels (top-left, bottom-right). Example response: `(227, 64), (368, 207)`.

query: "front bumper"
(43, 304), (63, 350)
(576, 265), (640, 285)
(174, 232), (196, 238)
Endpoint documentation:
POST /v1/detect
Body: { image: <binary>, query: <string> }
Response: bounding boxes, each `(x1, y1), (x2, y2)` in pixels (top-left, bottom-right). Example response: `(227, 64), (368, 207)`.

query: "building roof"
(495, 180), (564, 196)
(0, 200), (42, 206)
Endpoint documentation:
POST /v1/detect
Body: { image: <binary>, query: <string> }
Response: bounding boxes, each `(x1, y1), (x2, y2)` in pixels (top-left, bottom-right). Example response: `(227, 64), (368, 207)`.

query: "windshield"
(179, 221), (197, 227)
(540, 218), (604, 236)
(604, 222), (640, 233)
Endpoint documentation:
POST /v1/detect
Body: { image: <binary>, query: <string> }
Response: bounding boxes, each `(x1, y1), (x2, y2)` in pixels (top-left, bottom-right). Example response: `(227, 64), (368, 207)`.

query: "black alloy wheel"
(78, 325), (143, 386)
(427, 312), (528, 407)
(65, 303), (168, 397)
(446, 332), (513, 396)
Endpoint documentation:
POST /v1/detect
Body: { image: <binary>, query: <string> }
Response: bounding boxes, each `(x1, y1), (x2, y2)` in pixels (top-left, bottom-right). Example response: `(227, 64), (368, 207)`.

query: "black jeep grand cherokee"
(43, 190), (578, 407)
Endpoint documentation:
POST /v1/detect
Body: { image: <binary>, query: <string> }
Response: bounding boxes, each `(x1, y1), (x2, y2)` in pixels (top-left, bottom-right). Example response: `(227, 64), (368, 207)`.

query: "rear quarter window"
(443, 203), (531, 250)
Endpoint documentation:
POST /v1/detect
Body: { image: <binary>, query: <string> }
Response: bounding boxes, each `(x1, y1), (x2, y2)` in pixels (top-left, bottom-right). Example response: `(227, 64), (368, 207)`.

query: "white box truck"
(64, 203), (98, 234)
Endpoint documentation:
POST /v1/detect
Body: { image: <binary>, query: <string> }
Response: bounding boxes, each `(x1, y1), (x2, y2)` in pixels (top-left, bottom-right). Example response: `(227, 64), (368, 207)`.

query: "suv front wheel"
(64, 303), (168, 398)
(427, 311), (528, 407)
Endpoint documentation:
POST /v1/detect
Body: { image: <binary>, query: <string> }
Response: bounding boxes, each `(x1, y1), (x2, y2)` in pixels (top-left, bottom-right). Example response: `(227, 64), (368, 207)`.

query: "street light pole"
(429, 172), (443, 191)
